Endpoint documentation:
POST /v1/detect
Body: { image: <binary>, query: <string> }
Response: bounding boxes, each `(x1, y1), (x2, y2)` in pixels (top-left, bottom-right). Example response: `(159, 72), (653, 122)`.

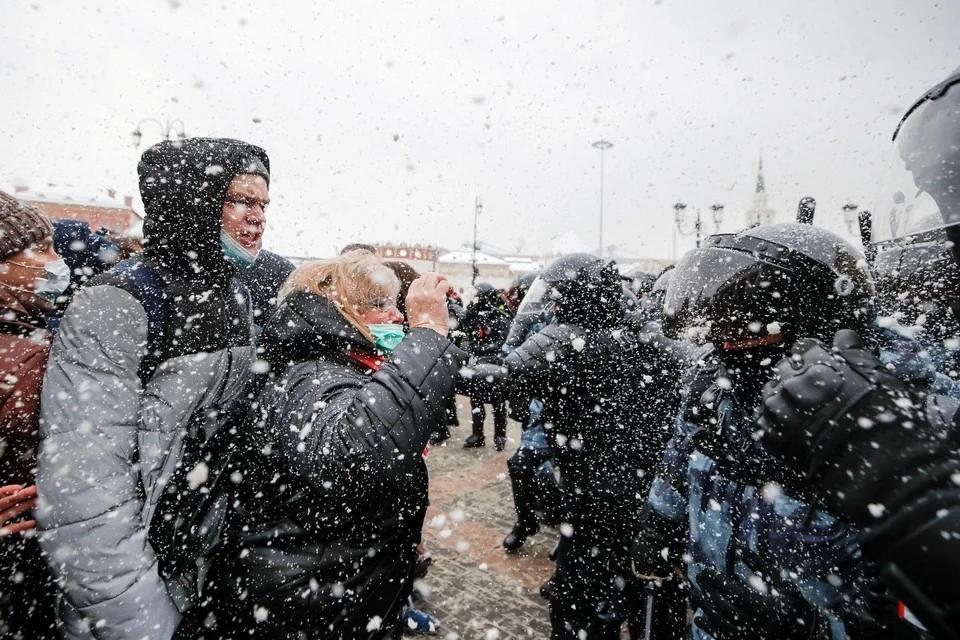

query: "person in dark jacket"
(636, 225), (901, 640)
(0, 191), (68, 640)
(505, 254), (689, 639)
(461, 282), (512, 450)
(182, 251), (465, 640)
(234, 249), (294, 331)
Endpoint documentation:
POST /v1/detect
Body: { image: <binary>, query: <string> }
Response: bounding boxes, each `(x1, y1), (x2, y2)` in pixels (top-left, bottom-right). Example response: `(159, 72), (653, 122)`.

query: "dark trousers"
(548, 491), (688, 640)
(470, 398), (506, 441)
(0, 536), (59, 640)
(507, 448), (561, 529)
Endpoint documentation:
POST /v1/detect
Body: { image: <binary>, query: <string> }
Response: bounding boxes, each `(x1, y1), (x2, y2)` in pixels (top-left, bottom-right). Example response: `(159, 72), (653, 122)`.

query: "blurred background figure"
(460, 282), (512, 450)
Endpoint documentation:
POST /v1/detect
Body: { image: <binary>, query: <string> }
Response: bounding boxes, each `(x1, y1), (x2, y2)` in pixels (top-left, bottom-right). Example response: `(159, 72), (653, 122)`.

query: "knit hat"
(0, 191), (54, 261)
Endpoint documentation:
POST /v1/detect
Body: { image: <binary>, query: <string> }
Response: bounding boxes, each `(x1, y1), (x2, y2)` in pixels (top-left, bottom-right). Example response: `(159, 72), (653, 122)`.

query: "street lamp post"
(592, 140), (613, 258)
(842, 203), (859, 235)
(710, 203), (725, 234)
(471, 196), (482, 286)
(131, 118), (187, 148)
(675, 201), (724, 249)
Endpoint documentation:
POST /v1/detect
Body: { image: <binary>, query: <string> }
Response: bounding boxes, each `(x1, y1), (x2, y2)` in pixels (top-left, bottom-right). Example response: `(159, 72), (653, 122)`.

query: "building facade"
(14, 186), (141, 235)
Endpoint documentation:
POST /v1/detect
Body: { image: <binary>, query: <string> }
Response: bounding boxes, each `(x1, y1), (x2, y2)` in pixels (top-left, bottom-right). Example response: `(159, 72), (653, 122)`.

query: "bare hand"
(0, 485), (37, 537)
(406, 273), (451, 336)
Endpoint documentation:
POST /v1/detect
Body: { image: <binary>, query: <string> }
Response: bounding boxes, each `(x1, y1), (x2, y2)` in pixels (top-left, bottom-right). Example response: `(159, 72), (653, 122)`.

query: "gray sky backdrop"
(2, 0), (958, 261)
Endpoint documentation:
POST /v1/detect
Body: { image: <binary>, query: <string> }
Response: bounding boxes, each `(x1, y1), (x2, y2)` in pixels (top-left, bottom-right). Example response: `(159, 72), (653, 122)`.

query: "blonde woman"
(178, 251), (465, 640)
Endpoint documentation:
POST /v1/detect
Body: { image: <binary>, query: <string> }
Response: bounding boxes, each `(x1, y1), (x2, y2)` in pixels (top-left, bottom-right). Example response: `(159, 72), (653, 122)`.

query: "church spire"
(744, 152), (775, 228)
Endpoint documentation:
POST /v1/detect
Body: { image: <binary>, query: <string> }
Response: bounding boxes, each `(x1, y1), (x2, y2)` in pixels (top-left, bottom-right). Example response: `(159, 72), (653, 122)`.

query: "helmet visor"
(873, 85), (960, 243)
(503, 276), (554, 349)
(663, 247), (796, 343)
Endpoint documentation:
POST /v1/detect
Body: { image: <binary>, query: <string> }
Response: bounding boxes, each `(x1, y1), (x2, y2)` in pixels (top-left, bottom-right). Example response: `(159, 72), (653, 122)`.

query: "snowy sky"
(2, 0), (958, 261)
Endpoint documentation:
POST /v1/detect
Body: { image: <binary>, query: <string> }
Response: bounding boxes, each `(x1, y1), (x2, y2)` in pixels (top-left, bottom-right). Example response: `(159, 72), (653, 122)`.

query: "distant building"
(743, 156), (776, 228)
(616, 258), (674, 277)
(13, 185), (141, 235)
(434, 250), (541, 293)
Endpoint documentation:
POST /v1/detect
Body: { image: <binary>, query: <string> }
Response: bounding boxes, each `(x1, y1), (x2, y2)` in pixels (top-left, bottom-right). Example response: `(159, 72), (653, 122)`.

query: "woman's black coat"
(192, 291), (465, 640)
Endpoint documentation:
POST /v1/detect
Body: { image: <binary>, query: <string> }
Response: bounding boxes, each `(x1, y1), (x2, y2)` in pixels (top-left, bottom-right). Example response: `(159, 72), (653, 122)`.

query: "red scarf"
(346, 347), (386, 372)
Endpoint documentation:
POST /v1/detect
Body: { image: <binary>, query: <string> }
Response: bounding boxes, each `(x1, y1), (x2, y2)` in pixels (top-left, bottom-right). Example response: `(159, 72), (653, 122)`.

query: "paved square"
(414, 397), (559, 639)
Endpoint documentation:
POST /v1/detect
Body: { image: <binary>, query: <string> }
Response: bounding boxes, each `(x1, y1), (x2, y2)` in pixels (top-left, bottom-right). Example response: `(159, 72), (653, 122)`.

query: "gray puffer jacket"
(36, 285), (254, 640)
(35, 137), (269, 640)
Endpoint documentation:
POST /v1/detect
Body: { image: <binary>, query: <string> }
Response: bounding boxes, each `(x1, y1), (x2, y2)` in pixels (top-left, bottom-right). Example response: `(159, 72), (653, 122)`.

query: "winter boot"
(503, 522), (539, 552)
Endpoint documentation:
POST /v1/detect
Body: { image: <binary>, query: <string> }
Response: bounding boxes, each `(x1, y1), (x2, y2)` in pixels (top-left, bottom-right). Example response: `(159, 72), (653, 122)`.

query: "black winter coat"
(460, 306), (511, 358)
(191, 291), (465, 640)
(504, 312), (691, 510)
(235, 249), (294, 329)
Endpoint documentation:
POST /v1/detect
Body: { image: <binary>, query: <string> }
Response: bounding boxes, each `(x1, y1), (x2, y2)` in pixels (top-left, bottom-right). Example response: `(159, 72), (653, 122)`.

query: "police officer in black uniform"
(755, 69), (960, 640)
(504, 254), (689, 639)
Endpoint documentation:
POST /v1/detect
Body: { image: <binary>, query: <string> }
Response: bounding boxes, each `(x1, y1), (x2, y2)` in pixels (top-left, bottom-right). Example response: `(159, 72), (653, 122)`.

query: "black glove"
(693, 550), (828, 640)
(755, 329), (947, 524)
(631, 507), (686, 581)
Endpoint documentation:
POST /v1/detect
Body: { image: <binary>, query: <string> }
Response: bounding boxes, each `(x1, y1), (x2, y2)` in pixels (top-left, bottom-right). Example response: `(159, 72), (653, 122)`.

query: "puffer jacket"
(186, 291), (466, 640)
(36, 138), (268, 640)
(647, 327), (936, 639)
(0, 286), (54, 486)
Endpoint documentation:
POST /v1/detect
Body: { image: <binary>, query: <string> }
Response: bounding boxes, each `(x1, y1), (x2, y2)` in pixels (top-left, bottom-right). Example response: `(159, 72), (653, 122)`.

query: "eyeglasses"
(362, 296), (397, 312)
(224, 195), (269, 213)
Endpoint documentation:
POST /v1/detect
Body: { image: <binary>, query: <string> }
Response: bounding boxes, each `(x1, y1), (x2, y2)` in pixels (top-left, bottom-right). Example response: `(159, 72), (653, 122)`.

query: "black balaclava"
(717, 342), (789, 411)
(138, 137), (270, 289)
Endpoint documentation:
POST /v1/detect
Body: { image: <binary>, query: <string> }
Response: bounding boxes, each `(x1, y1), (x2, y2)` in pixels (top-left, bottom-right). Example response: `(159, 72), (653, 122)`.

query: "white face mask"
(5, 258), (71, 303)
(220, 230), (260, 269)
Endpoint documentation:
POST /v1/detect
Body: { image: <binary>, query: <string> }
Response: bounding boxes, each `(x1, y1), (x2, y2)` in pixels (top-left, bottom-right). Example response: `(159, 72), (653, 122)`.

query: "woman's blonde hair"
(279, 250), (400, 342)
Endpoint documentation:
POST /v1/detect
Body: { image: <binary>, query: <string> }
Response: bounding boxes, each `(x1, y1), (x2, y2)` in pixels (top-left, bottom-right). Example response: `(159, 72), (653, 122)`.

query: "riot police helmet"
(662, 224), (874, 347)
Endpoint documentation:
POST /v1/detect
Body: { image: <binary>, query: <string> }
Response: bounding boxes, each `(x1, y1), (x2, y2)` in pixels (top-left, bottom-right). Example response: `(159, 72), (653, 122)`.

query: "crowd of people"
(0, 69), (959, 640)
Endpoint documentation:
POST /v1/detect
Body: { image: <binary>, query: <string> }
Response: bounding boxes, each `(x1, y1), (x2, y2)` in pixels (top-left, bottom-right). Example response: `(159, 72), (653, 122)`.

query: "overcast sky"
(2, 0), (958, 262)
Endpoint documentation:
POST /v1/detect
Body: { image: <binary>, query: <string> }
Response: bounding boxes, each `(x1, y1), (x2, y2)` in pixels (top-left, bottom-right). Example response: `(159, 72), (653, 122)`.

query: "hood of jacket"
(261, 290), (377, 370)
(138, 137), (270, 287)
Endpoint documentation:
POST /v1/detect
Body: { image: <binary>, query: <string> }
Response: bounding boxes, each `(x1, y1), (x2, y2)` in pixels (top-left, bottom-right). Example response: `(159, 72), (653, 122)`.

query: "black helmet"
(540, 253), (624, 329)
(470, 282), (502, 311)
(874, 228), (960, 343)
(874, 70), (960, 245)
(663, 223), (874, 345)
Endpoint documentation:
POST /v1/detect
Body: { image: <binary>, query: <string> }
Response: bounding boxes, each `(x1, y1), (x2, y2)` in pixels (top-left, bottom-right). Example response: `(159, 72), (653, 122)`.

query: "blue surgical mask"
(6, 258), (71, 303)
(369, 323), (405, 354)
(220, 230), (260, 269)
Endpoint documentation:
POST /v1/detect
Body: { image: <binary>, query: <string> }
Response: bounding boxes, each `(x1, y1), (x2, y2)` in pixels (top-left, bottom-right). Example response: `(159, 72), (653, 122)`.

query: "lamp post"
(592, 140), (613, 258)
(471, 196), (482, 286)
(675, 201), (724, 249)
(842, 203), (859, 235)
(131, 118), (187, 148)
(710, 203), (725, 233)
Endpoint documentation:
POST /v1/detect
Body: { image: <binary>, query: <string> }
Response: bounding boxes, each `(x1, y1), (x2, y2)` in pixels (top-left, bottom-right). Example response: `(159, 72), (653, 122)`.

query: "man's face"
(221, 174), (269, 252)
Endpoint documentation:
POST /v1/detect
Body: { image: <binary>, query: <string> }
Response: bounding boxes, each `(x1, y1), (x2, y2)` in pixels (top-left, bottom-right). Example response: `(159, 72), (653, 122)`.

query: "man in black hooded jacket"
(36, 138), (269, 640)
